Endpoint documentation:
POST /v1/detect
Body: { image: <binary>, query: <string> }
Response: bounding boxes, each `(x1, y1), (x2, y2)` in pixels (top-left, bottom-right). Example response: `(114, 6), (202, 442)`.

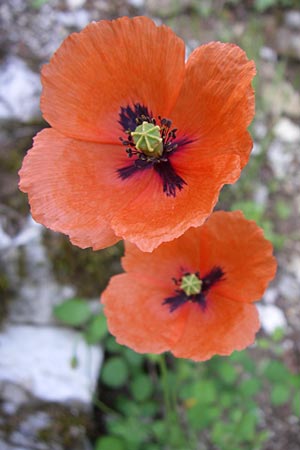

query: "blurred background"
(0, 0), (300, 449)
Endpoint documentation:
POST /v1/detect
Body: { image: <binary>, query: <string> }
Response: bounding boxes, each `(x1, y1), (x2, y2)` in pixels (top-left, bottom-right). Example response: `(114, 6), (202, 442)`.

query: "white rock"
(267, 140), (294, 179)
(253, 120), (268, 140)
(288, 256), (300, 282)
(128, 0), (144, 6)
(263, 81), (300, 118)
(0, 325), (102, 404)
(66, 0), (86, 9)
(3, 216), (75, 325)
(260, 46), (277, 62)
(0, 224), (12, 250)
(278, 274), (299, 301)
(257, 304), (287, 335)
(56, 10), (90, 29)
(253, 184), (268, 207)
(274, 118), (300, 143)
(263, 287), (278, 304)
(0, 57), (41, 122)
(284, 10), (300, 30)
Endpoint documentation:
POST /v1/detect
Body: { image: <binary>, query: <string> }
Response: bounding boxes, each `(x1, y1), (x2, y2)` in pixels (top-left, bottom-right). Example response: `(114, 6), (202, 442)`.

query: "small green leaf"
(124, 348), (144, 367)
(95, 436), (126, 450)
(238, 412), (258, 441)
(218, 362), (237, 385)
(292, 391), (300, 416)
(101, 357), (128, 388)
(105, 336), (121, 353)
(271, 384), (290, 406)
(84, 313), (107, 344)
(130, 374), (153, 402)
(263, 360), (290, 383)
(53, 298), (91, 326)
(240, 378), (261, 397)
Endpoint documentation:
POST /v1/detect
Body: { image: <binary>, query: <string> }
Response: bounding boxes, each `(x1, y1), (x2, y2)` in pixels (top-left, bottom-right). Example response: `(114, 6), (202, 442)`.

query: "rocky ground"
(0, 0), (299, 449)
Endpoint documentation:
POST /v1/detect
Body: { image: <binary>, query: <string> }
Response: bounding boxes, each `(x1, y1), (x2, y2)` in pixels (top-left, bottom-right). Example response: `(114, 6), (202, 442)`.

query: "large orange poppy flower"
(19, 17), (256, 252)
(102, 211), (277, 361)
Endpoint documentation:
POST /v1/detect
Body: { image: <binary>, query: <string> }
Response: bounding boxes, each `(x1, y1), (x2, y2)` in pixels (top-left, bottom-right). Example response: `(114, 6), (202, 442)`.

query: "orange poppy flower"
(19, 17), (256, 252)
(102, 211), (277, 361)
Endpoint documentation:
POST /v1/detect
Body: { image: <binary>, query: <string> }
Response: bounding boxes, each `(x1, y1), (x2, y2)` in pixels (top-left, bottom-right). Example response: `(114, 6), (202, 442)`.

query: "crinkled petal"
(19, 128), (123, 249)
(111, 150), (241, 251)
(102, 273), (189, 354)
(198, 211), (277, 303)
(41, 16), (185, 142)
(171, 297), (260, 361)
(171, 42), (256, 169)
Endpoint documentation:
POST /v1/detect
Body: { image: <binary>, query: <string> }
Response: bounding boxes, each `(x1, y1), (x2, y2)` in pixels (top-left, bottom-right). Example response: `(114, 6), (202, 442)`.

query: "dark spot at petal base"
(163, 266), (225, 312)
(119, 104), (152, 132)
(153, 160), (186, 197)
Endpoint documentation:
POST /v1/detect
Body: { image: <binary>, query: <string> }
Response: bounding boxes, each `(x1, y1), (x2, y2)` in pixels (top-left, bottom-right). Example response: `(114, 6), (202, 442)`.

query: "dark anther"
(118, 103), (194, 197)
(163, 267), (225, 313)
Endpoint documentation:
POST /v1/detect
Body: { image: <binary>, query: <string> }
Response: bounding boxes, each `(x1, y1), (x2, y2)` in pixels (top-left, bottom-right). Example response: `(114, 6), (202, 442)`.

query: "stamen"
(163, 267), (225, 313)
(117, 103), (191, 197)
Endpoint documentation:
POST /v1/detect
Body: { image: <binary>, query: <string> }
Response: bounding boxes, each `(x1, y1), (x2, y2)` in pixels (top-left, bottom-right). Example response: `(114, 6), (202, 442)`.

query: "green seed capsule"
(131, 121), (163, 157)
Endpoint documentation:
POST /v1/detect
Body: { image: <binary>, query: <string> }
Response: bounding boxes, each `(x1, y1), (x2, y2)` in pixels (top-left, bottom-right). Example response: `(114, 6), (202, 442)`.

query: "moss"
(43, 231), (124, 298)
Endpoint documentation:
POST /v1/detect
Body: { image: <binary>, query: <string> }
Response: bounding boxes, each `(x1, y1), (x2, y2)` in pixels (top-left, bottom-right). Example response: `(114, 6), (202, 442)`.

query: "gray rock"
(278, 274), (299, 302)
(276, 27), (300, 61)
(253, 184), (268, 207)
(2, 216), (75, 325)
(267, 140), (294, 179)
(0, 324), (102, 404)
(0, 382), (31, 415)
(260, 46), (277, 62)
(274, 118), (300, 143)
(257, 304), (287, 335)
(263, 81), (300, 119)
(0, 404), (93, 450)
(0, 57), (41, 122)
(66, 0), (87, 9)
(284, 10), (300, 30)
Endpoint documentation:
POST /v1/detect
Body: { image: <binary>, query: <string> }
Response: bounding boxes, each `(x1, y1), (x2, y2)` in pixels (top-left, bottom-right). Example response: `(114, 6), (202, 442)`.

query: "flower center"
(117, 103), (192, 197)
(163, 267), (225, 313)
(180, 273), (202, 296)
(131, 121), (163, 157)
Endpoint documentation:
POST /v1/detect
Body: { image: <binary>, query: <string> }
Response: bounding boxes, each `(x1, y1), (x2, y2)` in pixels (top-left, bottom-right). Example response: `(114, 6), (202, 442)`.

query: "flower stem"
(159, 353), (172, 421)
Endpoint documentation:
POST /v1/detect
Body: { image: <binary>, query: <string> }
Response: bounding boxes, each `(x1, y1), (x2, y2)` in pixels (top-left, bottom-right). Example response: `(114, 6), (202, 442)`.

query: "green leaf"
(218, 362), (237, 385)
(124, 348), (144, 367)
(263, 360), (290, 383)
(105, 336), (122, 353)
(130, 374), (153, 402)
(292, 391), (300, 417)
(238, 412), (258, 441)
(240, 378), (261, 397)
(53, 298), (91, 326)
(275, 200), (292, 220)
(95, 436), (126, 450)
(84, 313), (107, 344)
(188, 404), (220, 430)
(271, 384), (290, 406)
(101, 357), (128, 388)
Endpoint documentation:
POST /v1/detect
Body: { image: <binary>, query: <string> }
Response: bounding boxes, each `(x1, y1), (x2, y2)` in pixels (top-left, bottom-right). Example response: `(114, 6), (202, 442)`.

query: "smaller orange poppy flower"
(102, 211), (277, 361)
(19, 17), (256, 252)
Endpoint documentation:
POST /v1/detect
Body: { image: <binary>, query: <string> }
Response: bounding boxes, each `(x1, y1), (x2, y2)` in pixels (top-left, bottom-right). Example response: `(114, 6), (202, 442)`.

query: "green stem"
(159, 353), (172, 421)
(92, 395), (119, 416)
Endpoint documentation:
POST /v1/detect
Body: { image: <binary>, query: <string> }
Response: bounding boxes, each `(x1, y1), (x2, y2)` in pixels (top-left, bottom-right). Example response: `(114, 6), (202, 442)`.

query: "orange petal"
(123, 227), (201, 281)
(198, 211), (277, 303)
(171, 42), (256, 169)
(111, 150), (241, 251)
(19, 128), (122, 249)
(171, 296), (260, 361)
(102, 273), (189, 354)
(41, 17), (185, 142)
